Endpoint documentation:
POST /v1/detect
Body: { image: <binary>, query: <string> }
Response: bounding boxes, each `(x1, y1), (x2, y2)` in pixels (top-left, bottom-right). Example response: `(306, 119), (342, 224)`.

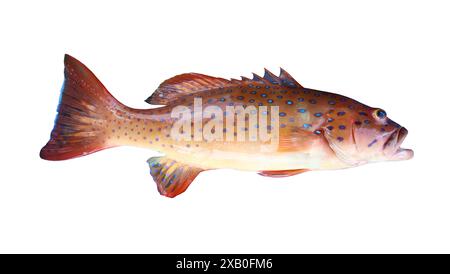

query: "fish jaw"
(390, 148), (414, 161)
(383, 127), (414, 161)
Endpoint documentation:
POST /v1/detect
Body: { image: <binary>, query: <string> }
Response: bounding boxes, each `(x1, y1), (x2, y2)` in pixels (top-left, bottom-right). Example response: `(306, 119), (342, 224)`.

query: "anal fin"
(147, 157), (204, 198)
(258, 169), (309, 178)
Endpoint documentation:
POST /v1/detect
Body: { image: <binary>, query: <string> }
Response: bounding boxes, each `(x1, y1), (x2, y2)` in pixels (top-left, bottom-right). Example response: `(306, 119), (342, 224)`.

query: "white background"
(0, 0), (449, 253)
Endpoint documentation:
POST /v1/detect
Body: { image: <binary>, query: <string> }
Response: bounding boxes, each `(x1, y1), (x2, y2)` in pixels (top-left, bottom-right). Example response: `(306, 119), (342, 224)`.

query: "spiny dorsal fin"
(279, 68), (302, 88)
(252, 73), (264, 82)
(263, 68), (280, 85)
(145, 69), (303, 105)
(147, 156), (204, 198)
(258, 169), (309, 178)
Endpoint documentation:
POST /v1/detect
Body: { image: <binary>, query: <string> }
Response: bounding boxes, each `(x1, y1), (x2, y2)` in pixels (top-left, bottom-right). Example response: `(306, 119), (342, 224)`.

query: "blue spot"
(339, 125), (346, 130)
(380, 127), (386, 132)
(280, 123), (286, 128)
(328, 100), (336, 105)
(327, 126), (334, 130)
(368, 139), (378, 147)
(258, 102), (263, 106)
(359, 112), (368, 116)
(256, 86), (261, 89)
(267, 99), (274, 103)
(303, 123), (312, 128)
(286, 100), (293, 105)
(337, 111), (346, 116)
(237, 96), (244, 100)
(279, 112), (286, 117)
(228, 102), (234, 106)
(261, 93), (268, 98)
(337, 137), (344, 142)
(314, 112), (323, 117)
(207, 98), (214, 103)
(314, 130), (322, 135)
(298, 98), (304, 102)
(289, 117), (295, 123)
(250, 90), (257, 94)
(219, 98), (225, 102)
(277, 95), (283, 99)
(249, 99), (255, 103)
(265, 85), (271, 89)
(309, 99), (317, 104)
(298, 108), (307, 113)
(248, 84), (254, 88)
(364, 120), (370, 124)
(327, 118), (334, 123)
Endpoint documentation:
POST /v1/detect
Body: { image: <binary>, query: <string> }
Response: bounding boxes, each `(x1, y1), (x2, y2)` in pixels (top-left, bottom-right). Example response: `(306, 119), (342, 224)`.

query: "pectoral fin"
(322, 121), (361, 166)
(147, 157), (204, 198)
(258, 169), (309, 178)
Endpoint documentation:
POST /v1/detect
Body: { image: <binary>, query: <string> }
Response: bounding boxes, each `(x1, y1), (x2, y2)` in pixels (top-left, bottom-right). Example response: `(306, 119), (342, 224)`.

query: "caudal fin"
(40, 54), (122, 160)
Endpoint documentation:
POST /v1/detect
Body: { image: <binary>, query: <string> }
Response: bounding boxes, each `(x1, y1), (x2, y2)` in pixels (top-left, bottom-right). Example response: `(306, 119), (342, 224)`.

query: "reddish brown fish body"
(40, 55), (413, 198)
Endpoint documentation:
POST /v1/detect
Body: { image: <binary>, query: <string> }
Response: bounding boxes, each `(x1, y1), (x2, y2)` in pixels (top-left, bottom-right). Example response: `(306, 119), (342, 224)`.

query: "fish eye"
(374, 109), (387, 119)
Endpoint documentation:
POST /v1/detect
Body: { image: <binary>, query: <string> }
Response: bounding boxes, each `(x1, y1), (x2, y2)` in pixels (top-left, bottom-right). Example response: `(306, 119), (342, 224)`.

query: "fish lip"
(383, 127), (413, 159)
(391, 147), (414, 160)
(383, 127), (403, 151)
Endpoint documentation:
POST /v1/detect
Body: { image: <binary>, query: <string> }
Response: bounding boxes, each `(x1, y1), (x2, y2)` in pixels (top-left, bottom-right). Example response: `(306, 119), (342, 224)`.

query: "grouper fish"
(40, 55), (413, 198)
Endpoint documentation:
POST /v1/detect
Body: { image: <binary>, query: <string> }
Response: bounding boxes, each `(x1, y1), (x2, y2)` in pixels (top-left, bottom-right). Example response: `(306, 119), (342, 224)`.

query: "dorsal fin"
(146, 69), (303, 105)
(230, 78), (241, 84)
(145, 73), (232, 105)
(252, 73), (264, 82)
(263, 68), (280, 84)
(279, 68), (302, 88)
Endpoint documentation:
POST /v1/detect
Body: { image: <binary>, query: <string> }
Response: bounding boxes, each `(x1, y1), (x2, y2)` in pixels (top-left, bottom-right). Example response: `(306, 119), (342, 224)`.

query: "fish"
(40, 55), (413, 198)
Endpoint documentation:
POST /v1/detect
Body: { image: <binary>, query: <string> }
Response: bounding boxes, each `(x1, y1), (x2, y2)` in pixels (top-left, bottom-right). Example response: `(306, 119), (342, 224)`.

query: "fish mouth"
(383, 127), (414, 160)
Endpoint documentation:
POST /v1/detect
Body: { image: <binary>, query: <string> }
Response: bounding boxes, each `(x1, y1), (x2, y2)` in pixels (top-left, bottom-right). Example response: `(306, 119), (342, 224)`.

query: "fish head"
(352, 108), (413, 162)
(324, 106), (413, 166)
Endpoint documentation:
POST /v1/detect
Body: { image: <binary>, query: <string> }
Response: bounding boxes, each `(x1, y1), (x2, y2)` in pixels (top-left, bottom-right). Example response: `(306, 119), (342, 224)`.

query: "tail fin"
(40, 54), (121, 160)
